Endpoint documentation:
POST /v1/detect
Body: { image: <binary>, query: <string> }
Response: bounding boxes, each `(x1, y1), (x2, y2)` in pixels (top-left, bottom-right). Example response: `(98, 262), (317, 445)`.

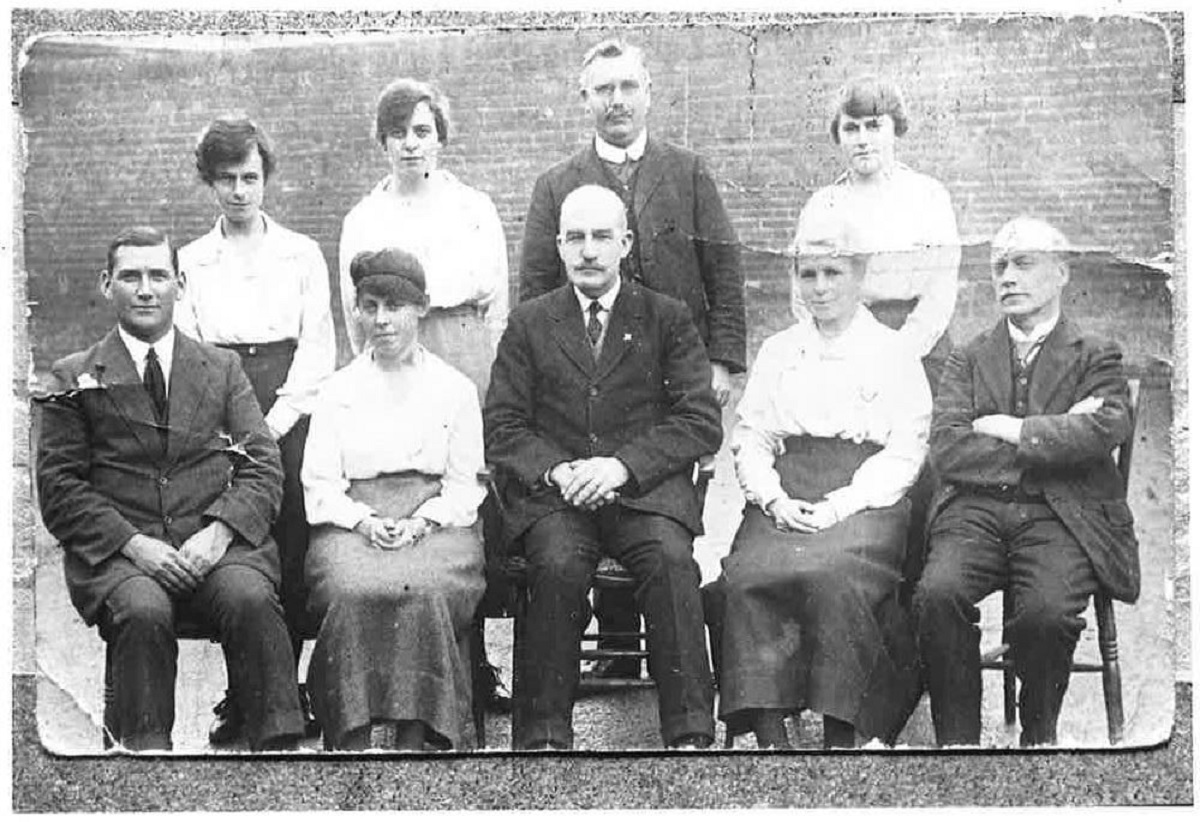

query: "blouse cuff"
(823, 486), (867, 522)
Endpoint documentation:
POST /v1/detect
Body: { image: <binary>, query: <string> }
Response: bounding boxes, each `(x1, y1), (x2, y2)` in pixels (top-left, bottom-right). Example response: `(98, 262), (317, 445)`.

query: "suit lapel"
(1028, 317), (1083, 413)
(164, 333), (213, 467)
(93, 329), (164, 460)
(594, 284), (641, 382)
(632, 139), (666, 221)
(547, 287), (597, 377)
(977, 321), (1014, 414)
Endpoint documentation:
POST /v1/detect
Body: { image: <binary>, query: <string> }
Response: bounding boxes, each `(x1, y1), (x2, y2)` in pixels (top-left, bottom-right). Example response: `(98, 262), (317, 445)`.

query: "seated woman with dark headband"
(302, 248), (486, 751)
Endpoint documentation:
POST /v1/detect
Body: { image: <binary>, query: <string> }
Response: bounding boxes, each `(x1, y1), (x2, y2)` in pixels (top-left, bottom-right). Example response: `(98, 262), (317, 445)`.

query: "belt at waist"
(867, 298), (920, 331)
(216, 339), (298, 359)
(427, 303), (484, 319)
(964, 484), (1046, 504)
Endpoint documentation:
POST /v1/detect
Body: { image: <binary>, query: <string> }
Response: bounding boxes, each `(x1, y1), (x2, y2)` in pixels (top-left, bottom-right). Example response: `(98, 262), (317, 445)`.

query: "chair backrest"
(1115, 378), (1141, 497)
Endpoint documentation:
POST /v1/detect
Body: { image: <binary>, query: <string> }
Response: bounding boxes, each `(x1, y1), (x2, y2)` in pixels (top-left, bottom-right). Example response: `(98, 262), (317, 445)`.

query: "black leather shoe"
(207, 691), (244, 746)
(581, 658), (641, 680)
(298, 684), (321, 738)
(669, 732), (714, 750)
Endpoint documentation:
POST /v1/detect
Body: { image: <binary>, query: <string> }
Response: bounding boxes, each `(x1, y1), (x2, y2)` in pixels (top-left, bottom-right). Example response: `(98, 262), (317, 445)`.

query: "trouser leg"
(914, 498), (1008, 746)
(608, 509), (714, 746)
(516, 510), (600, 749)
(97, 575), (177, 751)
(1005, 504), (1098, 746)
(276, 417), (312, 666)
(191, 564), (304, 750)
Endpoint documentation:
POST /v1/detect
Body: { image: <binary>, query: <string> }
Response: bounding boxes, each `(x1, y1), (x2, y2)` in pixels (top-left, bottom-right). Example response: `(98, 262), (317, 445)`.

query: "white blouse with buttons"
(732, 306), (931, 520)
(301, 346), (486, 531)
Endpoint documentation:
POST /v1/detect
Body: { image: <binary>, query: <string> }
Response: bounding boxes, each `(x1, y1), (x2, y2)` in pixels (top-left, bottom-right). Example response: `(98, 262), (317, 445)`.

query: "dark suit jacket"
(36, 328), (284, 625)
(484, 282), (723, 542)
(519, 139), (746, 373)
(929, 316), (1139, 602)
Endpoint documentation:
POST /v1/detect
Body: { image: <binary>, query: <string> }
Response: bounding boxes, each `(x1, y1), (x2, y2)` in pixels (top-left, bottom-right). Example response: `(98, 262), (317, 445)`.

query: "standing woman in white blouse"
(338, 78), (509, 400)
(177, 117), (335, 742)
(302, 249), (486, 751)
(792, 76), (961, 391)
(707, 237), (931, 749)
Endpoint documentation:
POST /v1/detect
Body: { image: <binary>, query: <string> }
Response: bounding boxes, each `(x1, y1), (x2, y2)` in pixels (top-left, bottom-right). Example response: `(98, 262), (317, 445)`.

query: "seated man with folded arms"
(35, 226), (304, 751)
(485, 185), (723, 750)
(915, 217), (1138, 747)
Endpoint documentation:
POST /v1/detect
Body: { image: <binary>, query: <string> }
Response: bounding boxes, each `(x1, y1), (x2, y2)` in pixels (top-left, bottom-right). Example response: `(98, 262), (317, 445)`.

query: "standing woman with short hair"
(338, 78), (509, 400)
(792, 76), (961, 390)
(177, 116), (335, 743)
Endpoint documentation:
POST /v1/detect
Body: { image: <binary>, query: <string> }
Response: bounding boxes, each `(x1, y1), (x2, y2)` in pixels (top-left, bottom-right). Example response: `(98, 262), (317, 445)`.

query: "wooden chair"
(485, 458), (715, 742)
(979, 378), (1141, 745)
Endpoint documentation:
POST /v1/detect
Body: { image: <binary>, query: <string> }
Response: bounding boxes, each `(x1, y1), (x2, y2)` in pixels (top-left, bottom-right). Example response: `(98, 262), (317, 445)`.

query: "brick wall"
(19, 17), (1173, 372)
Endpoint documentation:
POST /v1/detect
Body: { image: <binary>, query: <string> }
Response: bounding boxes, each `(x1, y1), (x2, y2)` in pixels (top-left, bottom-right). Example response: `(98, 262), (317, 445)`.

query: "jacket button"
(589, 433), (599, 443)
(163, 515), (173, 526)
(158, 476), (168, 487)
(248, 345), (258, 356)
(588, 387), (599, 397)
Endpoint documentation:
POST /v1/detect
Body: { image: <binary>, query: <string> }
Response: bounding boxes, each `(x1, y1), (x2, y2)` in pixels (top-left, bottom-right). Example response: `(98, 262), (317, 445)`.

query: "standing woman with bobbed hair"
(792, 76), (961, 390)
(338, 78), (509, 399)
(177, 116), (335, 744)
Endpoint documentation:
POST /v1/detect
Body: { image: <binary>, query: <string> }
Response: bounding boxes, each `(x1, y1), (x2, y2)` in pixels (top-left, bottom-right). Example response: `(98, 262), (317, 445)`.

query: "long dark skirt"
(714, 438), (921, 741)
(305, 474), (485, 749)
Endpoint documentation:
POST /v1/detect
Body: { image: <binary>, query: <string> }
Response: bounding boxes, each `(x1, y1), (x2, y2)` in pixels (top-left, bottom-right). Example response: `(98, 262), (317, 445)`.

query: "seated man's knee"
(1007, 592), (1087, 648)
(106, 576), (174, 635)
(206, 565), (282, 624)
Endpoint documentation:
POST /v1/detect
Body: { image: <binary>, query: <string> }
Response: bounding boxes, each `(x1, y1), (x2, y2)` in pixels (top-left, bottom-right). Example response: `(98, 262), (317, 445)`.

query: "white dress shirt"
(176, 213), (336, 438)
(791, 163), (961, 360)
(118, 325), (176, 393)
(302, 346), (486, 531)
(594, 130), (648, 163)
(1007, 311), (1061, 364)
(732, 306), (931, 521)
(338, 169), (510, 354)
(574, 277), (621, 347)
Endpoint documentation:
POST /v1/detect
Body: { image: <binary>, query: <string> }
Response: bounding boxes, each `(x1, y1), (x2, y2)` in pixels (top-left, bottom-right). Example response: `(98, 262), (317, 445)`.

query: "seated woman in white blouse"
(706, 235), (932, 749)
(302, 248), (486, 751)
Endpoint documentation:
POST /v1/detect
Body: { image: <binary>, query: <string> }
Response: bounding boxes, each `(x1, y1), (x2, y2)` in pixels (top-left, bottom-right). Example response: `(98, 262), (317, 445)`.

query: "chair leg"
(1094, 593), (1125, 745)
(102, 642), (116, 750)
(469, 610), (487, 749)
(1001, 588), (1017, 727)
(510, 583), (527, 748)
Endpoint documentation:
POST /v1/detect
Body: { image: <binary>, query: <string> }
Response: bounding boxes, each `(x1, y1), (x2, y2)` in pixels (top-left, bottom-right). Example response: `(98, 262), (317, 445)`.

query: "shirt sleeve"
(730, 335), (789, 510)
(893, 180), (961, 359)
(824, 349), (931, 519)
(338, 209), (366, 356)
(264, 240), (337, 438)
(474, 195), (510, 352)
(301, 386), (374, 530)
(413, 380), (487, 528)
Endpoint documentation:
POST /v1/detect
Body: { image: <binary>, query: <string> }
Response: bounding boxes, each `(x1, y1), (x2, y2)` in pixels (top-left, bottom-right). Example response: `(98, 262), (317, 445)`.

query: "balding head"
(989, 217), (1071, 330)
(557, 185), (633, 299)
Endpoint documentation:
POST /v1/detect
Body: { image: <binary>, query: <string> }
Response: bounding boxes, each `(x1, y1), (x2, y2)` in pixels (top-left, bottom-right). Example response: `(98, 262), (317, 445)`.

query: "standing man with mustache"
(914, 218), (1139, 747)
(519, 39), (745, 682)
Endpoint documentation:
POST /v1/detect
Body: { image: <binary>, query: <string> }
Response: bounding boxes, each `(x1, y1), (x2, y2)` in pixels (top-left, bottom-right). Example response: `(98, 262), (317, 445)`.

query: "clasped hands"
(972, 395), (1103, 444)
(548, 457), (630, 512)
(355, 514), (434, 550)
(765, 497), (839, 535)
(120, 520), (234, 597)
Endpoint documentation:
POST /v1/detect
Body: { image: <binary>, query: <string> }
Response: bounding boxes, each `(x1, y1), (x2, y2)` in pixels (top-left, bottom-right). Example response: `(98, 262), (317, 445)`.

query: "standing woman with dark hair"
(792, 76), (961, 389)
(338, 78), (509, 399)
(178, 116), (335, 743)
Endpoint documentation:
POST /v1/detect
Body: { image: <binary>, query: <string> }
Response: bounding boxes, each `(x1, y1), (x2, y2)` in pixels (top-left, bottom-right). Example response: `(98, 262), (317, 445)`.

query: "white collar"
(1007, 312), (1060, 345)
(118, 325), (176, 387)
(574, 277), (621, 315)
(594, 130), (647, 163)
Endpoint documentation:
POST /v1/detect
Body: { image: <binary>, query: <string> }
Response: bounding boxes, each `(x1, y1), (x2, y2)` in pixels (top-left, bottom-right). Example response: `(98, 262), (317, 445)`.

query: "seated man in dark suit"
(485, 185), (723, 750)
(36, 226), (304, 751)
(914, 217), (1138, 746)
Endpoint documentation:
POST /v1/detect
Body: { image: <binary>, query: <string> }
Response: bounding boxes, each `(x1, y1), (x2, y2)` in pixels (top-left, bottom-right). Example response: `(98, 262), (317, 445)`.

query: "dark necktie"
(144, 347), (168, 427)
(586, 300), (604, 355)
